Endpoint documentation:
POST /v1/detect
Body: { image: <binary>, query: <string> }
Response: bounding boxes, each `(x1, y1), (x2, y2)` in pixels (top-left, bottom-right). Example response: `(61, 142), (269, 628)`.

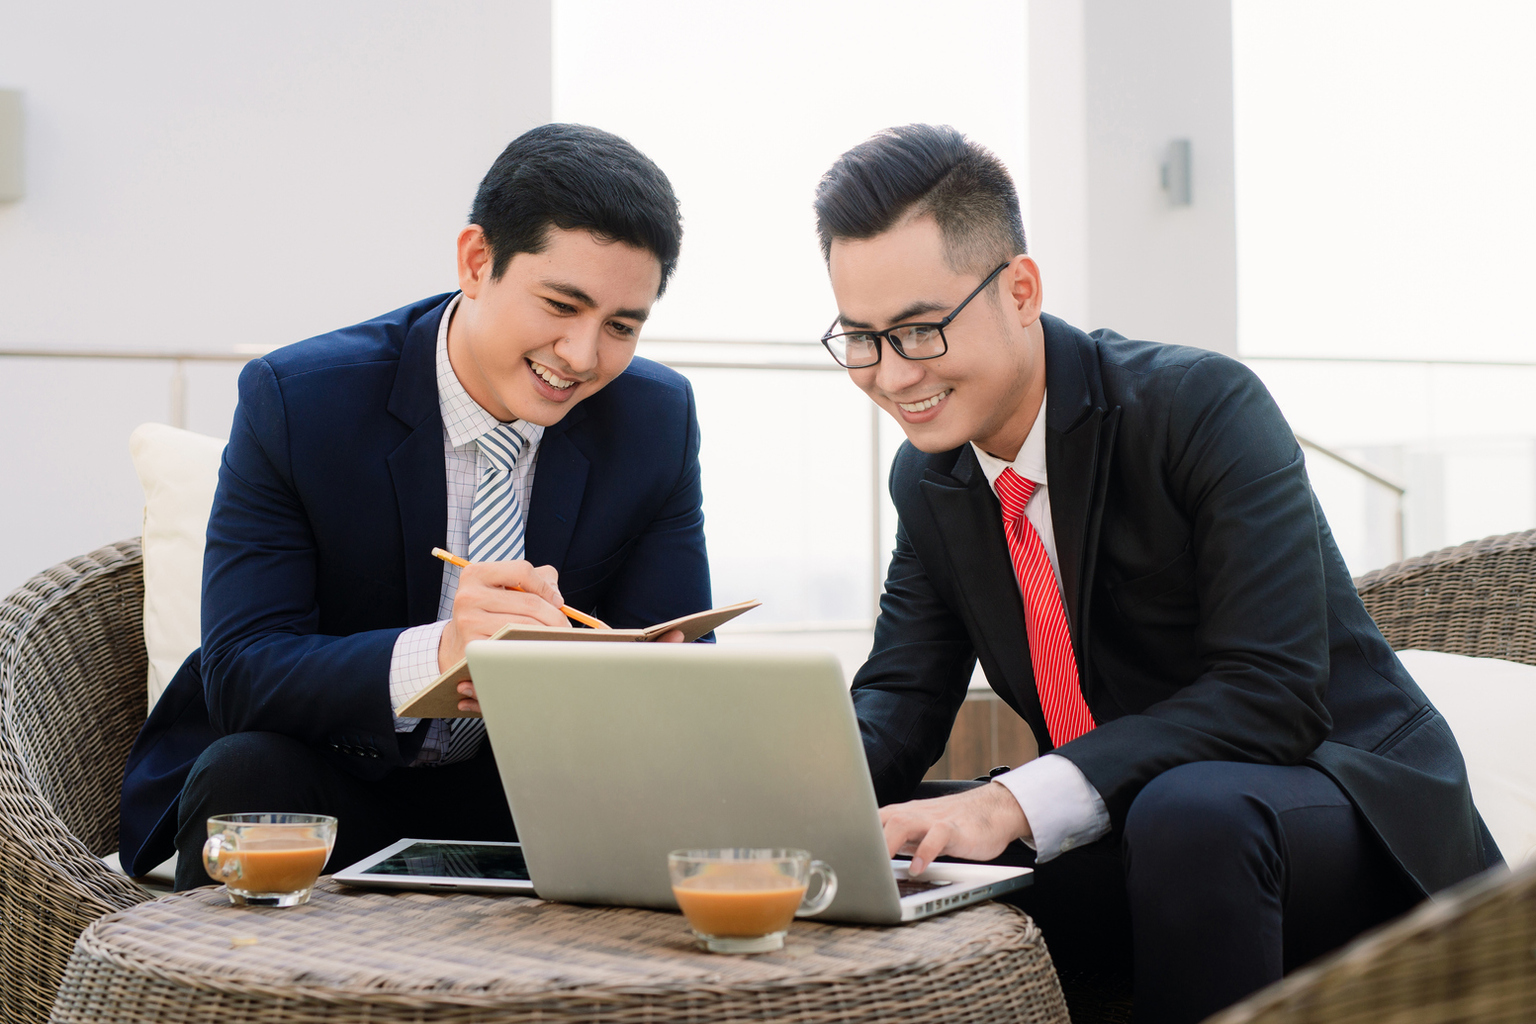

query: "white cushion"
(129, 423), (225, 710)
(101, 850), (177, 890)
(1397, 649), (1536, 865)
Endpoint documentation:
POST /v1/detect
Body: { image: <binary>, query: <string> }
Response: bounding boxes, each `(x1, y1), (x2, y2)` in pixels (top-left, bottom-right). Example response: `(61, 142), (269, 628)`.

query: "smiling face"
(827, 215), (1047, 460)
(447, 225), (663, 426)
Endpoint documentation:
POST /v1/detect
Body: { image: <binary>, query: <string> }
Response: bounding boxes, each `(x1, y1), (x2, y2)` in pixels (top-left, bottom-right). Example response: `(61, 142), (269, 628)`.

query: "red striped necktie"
(994, 467), (1096, 748)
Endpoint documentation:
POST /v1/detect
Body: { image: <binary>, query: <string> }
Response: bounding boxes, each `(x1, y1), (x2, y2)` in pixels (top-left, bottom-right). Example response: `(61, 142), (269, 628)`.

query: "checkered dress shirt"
(387, 293), (544, 765)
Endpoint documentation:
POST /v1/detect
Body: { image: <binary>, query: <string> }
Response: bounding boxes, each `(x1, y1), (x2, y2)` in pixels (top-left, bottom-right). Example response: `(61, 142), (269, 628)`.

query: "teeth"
(898, 390), (951, 412)
(530, 360), (577, 390)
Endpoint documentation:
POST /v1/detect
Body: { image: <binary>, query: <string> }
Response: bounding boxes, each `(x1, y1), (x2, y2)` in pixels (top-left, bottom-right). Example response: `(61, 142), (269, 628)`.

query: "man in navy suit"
(118, 124), (712, 889)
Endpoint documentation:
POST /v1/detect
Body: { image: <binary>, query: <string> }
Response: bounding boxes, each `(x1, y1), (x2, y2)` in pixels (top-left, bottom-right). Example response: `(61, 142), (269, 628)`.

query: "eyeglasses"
(820, 261), (1010, 369)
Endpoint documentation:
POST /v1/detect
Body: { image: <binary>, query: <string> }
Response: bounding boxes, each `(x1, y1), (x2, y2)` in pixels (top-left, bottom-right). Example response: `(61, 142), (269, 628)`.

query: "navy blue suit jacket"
(120, 293), (712, 874)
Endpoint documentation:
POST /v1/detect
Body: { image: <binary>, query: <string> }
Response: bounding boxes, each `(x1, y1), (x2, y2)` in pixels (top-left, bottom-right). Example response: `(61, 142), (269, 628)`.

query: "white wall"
(1234, 0), (1536, 363)
(554, 0), (1032, 627)
(0, 1), (552, 591)
(1030, 0), (1238, 354)
(555, 0), (1031, 346)
(1234, 1), (1536, 574)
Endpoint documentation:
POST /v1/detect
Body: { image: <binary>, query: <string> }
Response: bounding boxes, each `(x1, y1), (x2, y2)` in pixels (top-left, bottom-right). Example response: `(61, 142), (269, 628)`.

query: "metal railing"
(0, 346), (264, 430)
(1242, 352), (1536, 565)
(6, 341), (1518, 621)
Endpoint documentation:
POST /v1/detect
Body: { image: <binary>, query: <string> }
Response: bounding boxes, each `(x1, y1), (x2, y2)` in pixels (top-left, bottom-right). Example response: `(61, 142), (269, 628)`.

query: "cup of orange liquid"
(668, 848), (838, 953)
(203, 813), (338, 907)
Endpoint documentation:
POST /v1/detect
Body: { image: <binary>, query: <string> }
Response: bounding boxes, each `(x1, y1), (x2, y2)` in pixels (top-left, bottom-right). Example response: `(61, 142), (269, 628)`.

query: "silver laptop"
(467, 641), (1030, 924)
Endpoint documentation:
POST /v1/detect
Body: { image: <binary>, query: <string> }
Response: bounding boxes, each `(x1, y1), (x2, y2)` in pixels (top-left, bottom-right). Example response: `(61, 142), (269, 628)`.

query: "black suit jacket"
(851, 313), (1496, 896)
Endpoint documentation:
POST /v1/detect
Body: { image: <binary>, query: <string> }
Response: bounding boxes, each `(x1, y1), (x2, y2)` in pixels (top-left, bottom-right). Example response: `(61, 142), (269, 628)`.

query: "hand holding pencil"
(430, 546), (684, 714)
(431, 548), (609, 630)
(429, 547), (683, 714)
(430, 548), (610, 694)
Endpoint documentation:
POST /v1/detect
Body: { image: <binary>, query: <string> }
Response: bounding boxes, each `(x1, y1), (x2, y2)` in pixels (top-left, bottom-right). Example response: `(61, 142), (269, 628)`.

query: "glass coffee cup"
(668, 848), (838, 953)
(203, 813), (338, 907)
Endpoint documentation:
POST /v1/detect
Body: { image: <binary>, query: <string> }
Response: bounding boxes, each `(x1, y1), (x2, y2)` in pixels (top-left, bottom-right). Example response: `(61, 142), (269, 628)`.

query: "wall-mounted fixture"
(1161, 138), (1191, 207)
(0, 90), (22, 202)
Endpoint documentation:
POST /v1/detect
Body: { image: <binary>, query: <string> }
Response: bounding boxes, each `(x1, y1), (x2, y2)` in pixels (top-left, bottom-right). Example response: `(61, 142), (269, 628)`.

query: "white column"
(1029, 0), (1237, 355)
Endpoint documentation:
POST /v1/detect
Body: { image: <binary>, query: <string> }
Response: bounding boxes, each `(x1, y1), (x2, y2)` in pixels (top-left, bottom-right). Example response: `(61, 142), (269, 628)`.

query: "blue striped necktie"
(466, 424), (530, 564)
(443, 422), (530, 764)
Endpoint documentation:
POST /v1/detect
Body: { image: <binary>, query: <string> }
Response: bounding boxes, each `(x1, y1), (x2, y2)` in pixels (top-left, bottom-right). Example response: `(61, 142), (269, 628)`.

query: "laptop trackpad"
(896, 876), (956, 897)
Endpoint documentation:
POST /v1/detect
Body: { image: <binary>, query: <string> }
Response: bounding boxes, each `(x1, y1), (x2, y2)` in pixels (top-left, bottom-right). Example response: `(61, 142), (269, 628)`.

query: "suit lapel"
(385, 297), (451, 625)
(525, 405), (590, 570)
(920, 447), (1049, 741)
(1047, 415), (1100, 643)
(1041, 314), (1118, 700)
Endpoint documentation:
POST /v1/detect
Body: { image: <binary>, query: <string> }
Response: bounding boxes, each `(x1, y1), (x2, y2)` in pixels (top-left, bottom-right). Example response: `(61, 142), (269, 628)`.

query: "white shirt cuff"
(389, 620), (449, 731)
(993, 753), (1111, 863)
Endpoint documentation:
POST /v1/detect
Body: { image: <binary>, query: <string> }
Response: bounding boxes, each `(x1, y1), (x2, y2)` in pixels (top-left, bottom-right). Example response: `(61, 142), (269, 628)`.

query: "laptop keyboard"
(897, 877), (956, 897)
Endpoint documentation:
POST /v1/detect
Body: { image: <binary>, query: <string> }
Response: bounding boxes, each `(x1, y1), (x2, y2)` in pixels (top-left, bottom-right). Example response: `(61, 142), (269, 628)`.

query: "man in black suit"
(813, 125), (1498, 1024)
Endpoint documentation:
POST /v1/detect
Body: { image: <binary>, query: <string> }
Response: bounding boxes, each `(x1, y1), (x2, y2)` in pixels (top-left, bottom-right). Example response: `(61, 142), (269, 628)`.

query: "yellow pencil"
(431, 547), (611, 630)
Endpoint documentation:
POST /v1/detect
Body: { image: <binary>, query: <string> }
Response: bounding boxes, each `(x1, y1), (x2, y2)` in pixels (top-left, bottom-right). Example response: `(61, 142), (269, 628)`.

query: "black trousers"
(174, 731), (516, 891)
(990, 761), (1420, 1024)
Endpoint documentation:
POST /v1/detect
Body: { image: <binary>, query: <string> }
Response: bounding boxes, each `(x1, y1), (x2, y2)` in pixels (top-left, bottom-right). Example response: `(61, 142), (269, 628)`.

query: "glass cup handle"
(203, 833), (241, 883)
(795, 860), (838, 917)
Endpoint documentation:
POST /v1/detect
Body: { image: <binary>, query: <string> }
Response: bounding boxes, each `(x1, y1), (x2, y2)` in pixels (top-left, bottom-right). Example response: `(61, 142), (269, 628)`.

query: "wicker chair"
(1205, 857), (1536, 1024)
(1354, 527), (1536, 667)
(3, 531), (1533, 1024)
(1204, 527), (1536, 1024)
(0, 541), (153, 1024)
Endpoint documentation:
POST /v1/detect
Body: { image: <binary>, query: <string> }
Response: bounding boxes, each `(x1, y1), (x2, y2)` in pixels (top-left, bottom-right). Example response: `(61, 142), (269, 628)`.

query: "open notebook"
(395, 599), (760, 719)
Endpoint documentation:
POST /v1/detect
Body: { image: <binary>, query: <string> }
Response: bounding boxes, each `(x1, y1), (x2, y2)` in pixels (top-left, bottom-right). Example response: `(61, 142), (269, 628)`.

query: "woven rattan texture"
(1, 542), (154, 1024)
(1207, 858), (1536, 1024)
(25, 529), (1531, 1023)
(49, 881), (1071, 1024)
(1355, 529), (1536, 667)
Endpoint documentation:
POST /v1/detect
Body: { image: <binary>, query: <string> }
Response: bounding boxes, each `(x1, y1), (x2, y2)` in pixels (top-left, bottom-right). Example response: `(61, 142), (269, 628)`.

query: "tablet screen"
(365, 841), (530, 881)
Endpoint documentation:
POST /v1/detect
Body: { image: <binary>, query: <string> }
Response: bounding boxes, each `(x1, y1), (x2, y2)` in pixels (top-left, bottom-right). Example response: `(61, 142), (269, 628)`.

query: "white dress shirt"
(386, 293), (545, 766)
(968, 392), (1111, 862)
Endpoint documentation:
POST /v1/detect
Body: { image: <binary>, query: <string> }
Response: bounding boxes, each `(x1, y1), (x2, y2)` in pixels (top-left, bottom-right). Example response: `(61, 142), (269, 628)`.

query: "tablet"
(332, 838), (537, 894)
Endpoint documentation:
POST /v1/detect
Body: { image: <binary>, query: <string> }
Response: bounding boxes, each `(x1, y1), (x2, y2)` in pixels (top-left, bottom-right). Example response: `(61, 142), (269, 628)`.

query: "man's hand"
(441, 560), (567, 712)
(445, 556), (687, 712)
(880, 781), (1033, 875)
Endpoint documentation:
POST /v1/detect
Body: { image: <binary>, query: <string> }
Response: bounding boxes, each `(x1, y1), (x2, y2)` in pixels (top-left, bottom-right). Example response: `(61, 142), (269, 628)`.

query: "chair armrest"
(1356, 528), (1536, 667)
(0, 540), (155, 1024)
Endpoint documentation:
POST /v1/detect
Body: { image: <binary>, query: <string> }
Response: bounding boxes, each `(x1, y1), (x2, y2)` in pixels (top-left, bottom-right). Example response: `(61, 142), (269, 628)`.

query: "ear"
(458, 225), (493, 299)
(1003, 256), (1044, 328)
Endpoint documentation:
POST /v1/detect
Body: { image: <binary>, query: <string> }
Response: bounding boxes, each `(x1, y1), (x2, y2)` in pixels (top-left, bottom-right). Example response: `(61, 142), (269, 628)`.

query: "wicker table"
(48, 879), (1070, 1024)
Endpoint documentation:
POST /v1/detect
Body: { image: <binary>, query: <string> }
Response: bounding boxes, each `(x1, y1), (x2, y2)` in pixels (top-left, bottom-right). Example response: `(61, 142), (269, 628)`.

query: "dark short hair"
(813, 124), (1026, 274)
(470, 123), (683, 295)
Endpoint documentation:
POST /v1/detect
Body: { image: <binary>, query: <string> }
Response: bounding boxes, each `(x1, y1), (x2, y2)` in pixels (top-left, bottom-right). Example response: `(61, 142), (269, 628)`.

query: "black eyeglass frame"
(820, 261), (1011, 369)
